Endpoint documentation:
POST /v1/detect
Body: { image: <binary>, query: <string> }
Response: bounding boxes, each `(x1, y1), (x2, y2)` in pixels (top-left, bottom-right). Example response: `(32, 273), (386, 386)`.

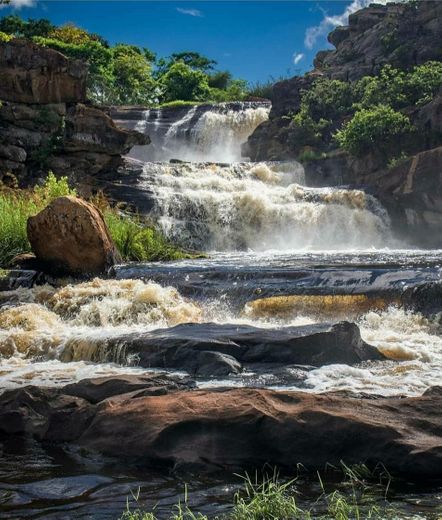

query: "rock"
(0, 39), (87, 104)
(27, 196), (121, 275)
(78, 321), (384, 377)
(0, 382), (440, 478)
(401, 282), (442, 316)
(64, 104), (150, 155)
(0, 143), (27, 163)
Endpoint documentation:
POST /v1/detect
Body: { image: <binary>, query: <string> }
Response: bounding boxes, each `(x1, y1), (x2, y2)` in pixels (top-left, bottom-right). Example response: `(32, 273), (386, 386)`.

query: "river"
(0, 102), (441, 519)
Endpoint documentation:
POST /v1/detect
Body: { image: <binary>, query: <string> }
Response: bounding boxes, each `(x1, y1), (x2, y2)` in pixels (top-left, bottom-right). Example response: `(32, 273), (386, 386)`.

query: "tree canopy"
(0, 15), (251, 106)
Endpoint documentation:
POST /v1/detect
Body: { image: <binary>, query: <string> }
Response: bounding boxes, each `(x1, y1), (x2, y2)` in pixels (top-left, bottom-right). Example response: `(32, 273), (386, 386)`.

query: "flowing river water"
(1, 103), (441, 518)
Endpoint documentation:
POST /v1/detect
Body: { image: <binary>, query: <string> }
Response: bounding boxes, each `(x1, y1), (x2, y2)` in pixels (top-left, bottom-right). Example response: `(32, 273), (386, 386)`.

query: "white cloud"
(293, 52), (304, 65)
(0, 0), (36, 9)
(176, 7), (203, 18)
(304, 0), (403, 49)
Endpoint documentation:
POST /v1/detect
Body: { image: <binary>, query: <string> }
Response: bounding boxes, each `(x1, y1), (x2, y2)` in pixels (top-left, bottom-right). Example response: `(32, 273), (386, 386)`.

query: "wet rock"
(101, 321), (384, 376)
(63, 374), (195, 404)
(401, 282), (442, 316)
(1, 383), (440, 478)
(0, 39), (87, 104)
(64, 104), (149, 155)
(27, 196), (121, 276)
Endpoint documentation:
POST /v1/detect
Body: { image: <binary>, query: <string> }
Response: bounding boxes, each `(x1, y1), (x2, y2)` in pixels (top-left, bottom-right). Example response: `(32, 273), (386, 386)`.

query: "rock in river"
(81, 321), (384, 377)
(0, 379), (440, 478)
(27, 196), (121, 276)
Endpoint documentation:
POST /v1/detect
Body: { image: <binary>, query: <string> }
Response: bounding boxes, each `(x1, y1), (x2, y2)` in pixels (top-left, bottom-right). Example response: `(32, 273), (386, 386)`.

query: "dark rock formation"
(0, 380), (440, 478)
(322, 1), (442, 81)
(0, 39), (87, 104)
(27, 196), (121, 275)
(60, 321), (384, 377)
(0, 40), (148, 184)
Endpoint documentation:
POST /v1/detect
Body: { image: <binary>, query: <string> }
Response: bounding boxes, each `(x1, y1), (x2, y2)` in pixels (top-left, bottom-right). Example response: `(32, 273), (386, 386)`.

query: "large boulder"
(0, 39), (87, 104)
(0, 380), (440, 478)
(64, 103), (150, 155)
(27, 196), (121, 275)
(59, 321), (384, 377)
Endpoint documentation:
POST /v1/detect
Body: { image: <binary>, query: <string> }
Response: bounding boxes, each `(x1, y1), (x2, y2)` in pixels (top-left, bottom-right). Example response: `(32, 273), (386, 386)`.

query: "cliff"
(0, 39), (148, 189)
(245, 0), (442, 246)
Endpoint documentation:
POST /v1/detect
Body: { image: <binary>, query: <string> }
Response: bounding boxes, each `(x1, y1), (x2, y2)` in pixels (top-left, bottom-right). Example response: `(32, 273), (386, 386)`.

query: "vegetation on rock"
(0, 15), (253, 105)
(290, 61), (442, 160)
(0, 173), (190, 266)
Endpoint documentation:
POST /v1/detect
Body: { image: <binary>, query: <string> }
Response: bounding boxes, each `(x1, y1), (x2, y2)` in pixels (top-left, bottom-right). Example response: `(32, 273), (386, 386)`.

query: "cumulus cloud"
(304, 0), (403, 49)
(293, 52), (304, 65)
(0, 0), (36, 8)
(176, 7), (203, 17)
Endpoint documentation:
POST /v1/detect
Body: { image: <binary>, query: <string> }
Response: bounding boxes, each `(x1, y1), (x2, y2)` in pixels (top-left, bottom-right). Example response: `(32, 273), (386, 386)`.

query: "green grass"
(158, 100), (205, 109)
(0, 172), (192, 267)
(119, 465), (402, 520)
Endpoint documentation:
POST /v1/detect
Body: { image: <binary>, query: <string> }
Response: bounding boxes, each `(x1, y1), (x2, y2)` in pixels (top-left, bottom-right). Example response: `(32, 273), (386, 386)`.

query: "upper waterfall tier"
(110, 101), (271, 163)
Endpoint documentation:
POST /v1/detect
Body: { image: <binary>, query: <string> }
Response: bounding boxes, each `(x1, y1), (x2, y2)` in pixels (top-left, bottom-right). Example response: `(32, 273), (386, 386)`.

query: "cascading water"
(123, 101), (271, 163)
(139, 160), (393, 251)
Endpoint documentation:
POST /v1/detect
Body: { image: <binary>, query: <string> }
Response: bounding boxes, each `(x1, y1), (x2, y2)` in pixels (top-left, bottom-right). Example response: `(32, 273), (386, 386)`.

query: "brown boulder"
(0, 381), (440, 478)
(0, 39), (87, 104)
(64, 104), (150, 155)
(27, 196), (121, 275)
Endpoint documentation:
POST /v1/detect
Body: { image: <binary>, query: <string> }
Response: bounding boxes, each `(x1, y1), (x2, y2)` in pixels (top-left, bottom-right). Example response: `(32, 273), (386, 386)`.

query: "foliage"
(111, 44), (158, 105)
(0, 15), (250, 105)
(0, 174), (189, 267)
(301, 78), (354, 122)
(160, 61), (211, 102)
(298, 149), (327, 163)
(387, 152), (409, 170)
(335, 105), (413, 157)
(0, 15), (54, 38)
(0, 30), (11, 42)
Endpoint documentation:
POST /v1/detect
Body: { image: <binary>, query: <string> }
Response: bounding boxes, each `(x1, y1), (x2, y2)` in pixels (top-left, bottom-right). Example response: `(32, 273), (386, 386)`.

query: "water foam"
(142, 161), (393, 251)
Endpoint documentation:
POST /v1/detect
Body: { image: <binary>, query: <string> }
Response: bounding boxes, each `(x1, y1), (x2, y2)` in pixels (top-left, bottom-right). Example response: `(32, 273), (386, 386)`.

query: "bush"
(160, 62), (211, 103)
(0, 31), (12, 42)
(335, 105), (413, 157)
(0, 174), (190, 267)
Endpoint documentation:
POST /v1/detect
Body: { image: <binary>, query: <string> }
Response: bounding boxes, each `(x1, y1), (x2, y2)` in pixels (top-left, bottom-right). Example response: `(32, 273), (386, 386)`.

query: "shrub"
(0, 31), (12, 42)
(335, 105), (413, 157)
(160, 62), (211, 103)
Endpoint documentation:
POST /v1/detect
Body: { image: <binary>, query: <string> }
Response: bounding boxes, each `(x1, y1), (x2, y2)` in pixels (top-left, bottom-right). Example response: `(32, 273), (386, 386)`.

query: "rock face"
(0, 39), (87, 104)
(245, 1), (442, 246)
(0, 379), (440, 478)
(27, 196), (121, 275)
(61, 321), (384, 377)
(0, 40), (148, 184)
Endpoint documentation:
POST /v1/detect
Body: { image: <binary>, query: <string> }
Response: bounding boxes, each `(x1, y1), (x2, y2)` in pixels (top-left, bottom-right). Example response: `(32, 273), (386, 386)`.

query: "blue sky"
(0, 1), (377, 83)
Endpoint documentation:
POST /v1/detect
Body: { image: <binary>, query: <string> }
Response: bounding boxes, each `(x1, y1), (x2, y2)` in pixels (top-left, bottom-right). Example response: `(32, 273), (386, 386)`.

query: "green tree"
(160, 61), (210, 102)
(112, 43), (158, 104)
(335, 104), (413, 157)
(0, 15), (54, 38)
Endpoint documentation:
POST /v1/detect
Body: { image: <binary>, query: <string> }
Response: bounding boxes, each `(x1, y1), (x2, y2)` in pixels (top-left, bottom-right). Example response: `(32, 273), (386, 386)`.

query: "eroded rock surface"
(59, 321), (384, 377)
(27, 196), (121, 275)
(0, 380), (440, 478)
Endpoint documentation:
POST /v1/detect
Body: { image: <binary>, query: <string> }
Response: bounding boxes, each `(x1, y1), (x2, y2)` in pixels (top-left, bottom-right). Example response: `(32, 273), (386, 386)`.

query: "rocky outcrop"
(27, 196), (121, 275)
(59, 321), (384, 378)
(0, 379), (441, 478)
(320, 1), (442, 81)
(0, 39), (87, 104)
(0, 40), (148, 185)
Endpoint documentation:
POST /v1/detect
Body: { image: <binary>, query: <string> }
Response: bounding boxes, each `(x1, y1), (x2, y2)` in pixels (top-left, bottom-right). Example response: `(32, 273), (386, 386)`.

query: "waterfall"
(123, 101), (270, 163)
(140, 161), (392, 251)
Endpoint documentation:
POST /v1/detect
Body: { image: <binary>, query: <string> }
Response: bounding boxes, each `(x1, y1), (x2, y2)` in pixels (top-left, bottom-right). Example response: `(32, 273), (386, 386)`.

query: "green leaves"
(335, 105), (413, 157)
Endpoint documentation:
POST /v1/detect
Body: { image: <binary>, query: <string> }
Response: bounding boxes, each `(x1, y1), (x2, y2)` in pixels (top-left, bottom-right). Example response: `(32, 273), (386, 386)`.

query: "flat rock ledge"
(0, 375), (440, 479)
